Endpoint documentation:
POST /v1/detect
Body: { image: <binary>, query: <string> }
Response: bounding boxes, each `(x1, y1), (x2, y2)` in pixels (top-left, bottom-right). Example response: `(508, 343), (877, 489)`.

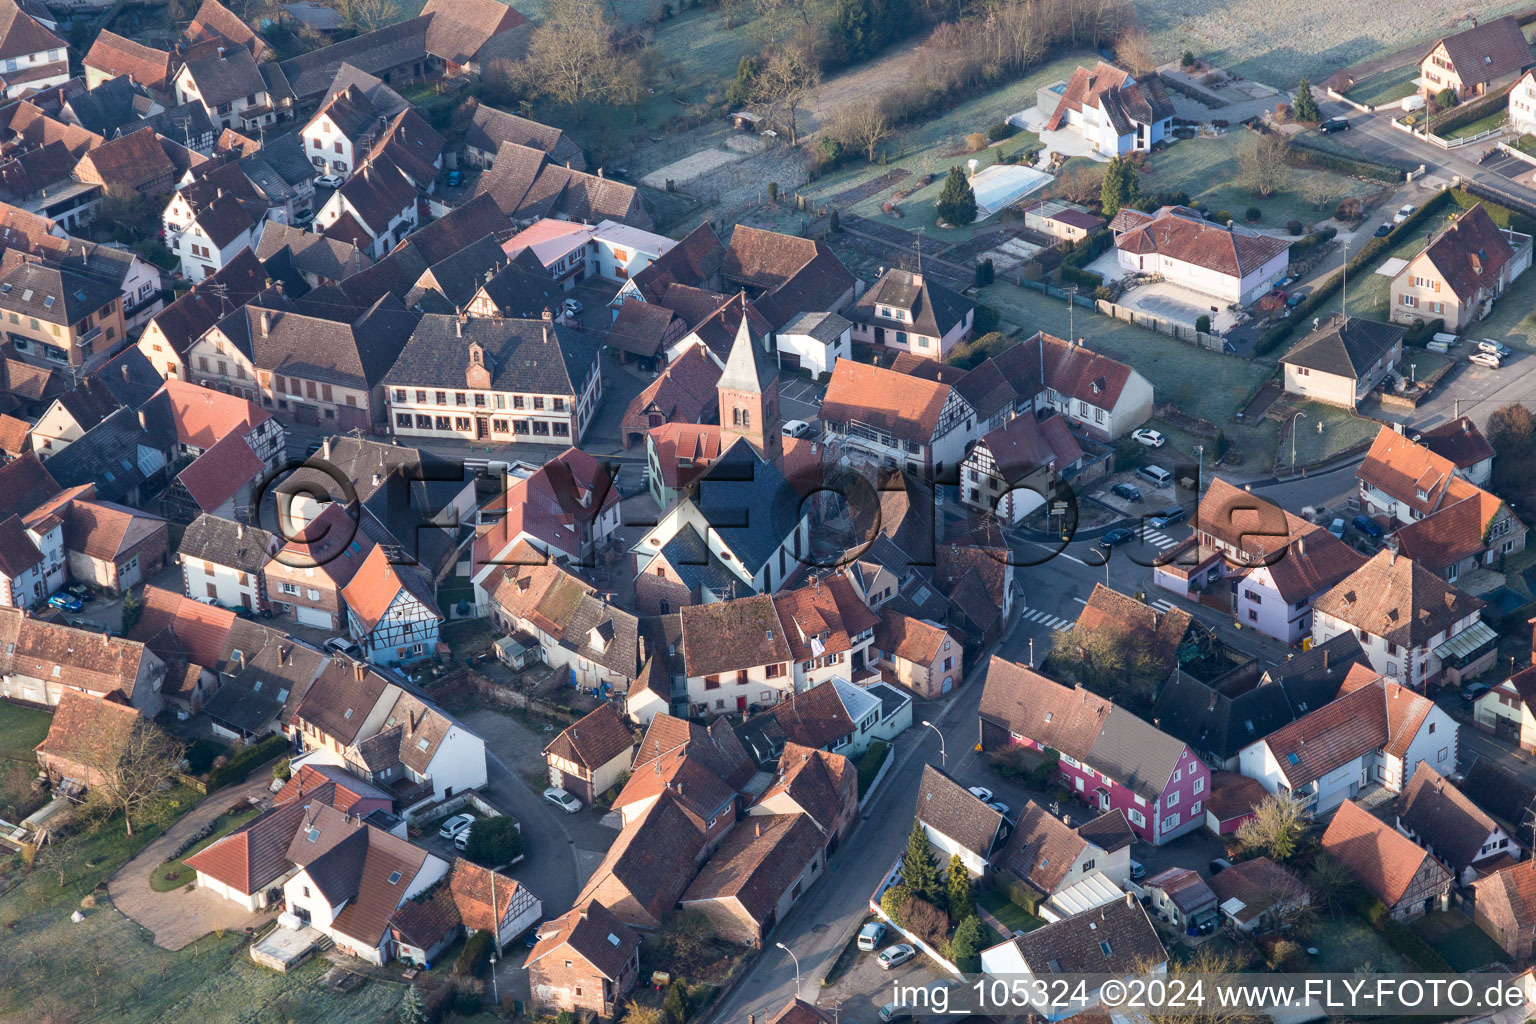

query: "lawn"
(1441, 108), (1510, 141)
(0, 700), (50, 765)
(1461, 252), (1536, 351)
(1311, 228), (1435, 322)
(1307, 916), (1412, 973)
(1411, 909), (1508, 971)
(1344, 65), (1420, 108)
(1281, 401), (1384, 469)
(978, 281), (1275, 429)
(977, 888), (1044, 933)
(1142, 131), (1383, 233)
(149, 806), (262, 892)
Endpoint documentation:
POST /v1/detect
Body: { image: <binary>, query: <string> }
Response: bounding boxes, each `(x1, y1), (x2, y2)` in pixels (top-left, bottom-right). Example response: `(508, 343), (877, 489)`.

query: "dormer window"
(387, 870), (402, 885)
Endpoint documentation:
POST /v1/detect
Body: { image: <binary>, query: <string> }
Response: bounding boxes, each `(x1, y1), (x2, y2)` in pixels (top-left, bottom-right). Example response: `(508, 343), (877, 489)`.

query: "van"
(782, 419), (813, 439)
(1136, 465), (1173, 488)
(1425, 340), (1451, 354)
(857, 921), (887, 951)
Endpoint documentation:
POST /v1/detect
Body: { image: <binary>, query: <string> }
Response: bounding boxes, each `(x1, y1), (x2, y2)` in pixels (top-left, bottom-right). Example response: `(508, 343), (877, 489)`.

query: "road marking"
(1143, 531), (1179, 549)
(1150, 599), (1173, 613)
(1020, 605), (1074, 631)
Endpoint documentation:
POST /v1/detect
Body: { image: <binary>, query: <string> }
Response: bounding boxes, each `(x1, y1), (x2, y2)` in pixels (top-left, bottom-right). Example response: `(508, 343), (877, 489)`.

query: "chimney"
(455, 317), (461, 338)
(120, 361), (129, 381)
(137, 409), (147, 429)
(1323, 650), (1330, 672)
(237, 523), (244, 539)
(322, 437), (331, 460)
(353, 661), (364, 681)
(260, 311), (269, 337)
(217, 46), (226, 58)
(597, 167), (604, 179)
(755, 821), (762, 837)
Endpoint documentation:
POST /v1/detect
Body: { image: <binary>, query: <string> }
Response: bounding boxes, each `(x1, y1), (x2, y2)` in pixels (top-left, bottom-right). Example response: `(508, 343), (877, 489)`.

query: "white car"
(563, 298), (584, 317)
(967, 786), (993, 803)
(438, 812), (474, 839)
(194, 595), (221, 607)
(988, 801), (1011, 817)
(314, 173), (345, 189)
(1393, 204), (1417, 224)
(454, 825), (472, 851)
(876, 943), (916, 969)
(1131, 428), (1165, 448)
(544, 786), (581, 813)
(1469, 351), (1502, 369)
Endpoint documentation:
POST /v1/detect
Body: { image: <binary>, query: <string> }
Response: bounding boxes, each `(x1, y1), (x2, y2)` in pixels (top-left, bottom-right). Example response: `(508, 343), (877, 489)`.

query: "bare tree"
(522, 0), (649, 108)
(1053, 162), (1104, 204)
(338, 0), (394, 31)
(32, 812), (88, 888)
(1132, 946), (1260, 1024)
(834, 99), (895, 163)
(79, 717), (184, 837)
(1236, 793), (1309, 861)
(756, 45), (820, 146)
(1115, 25), (1158, 75)
(1235, 133), (1291, 199)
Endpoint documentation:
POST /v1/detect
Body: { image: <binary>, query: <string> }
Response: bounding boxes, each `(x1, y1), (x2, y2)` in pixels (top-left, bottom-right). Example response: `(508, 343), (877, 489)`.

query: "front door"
(737, 695), (747, 712)
(476, 416), (489, 440)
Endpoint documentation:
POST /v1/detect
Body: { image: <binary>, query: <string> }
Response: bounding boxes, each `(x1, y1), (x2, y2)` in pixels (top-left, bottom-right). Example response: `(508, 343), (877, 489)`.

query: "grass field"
(1464, 260), (1536, 351)
(1344, 65), (1420, 108)
(1283, 401), (1384, 467)
(1312, 229), (1433, 322)
(149, 806), (262, 892)
(977, 888), (1044, 934)
(1143, 132), (1383, 232)
(1411, 909), (1508, 971)
(1307, 916), (1412, 973)
(0, 701), (49, 765)
(1443, 109), (1511, 140)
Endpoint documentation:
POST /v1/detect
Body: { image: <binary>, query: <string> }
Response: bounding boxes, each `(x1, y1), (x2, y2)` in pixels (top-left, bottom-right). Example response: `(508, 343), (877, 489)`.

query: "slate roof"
(848, 268), (972, 340)
(1396, 761), (1500, 874)
(1412, 203), (1517, 303)
(1010, 894), (1166, 973)
(1321, 799), (1452, 906)
(1428, 16), (1533, 85)
(466, 105), (584, 168)
(1461, 756), (1536, 844)
(680, 440), (801, 578)
(916, 762), (1006, 859)
(384, 313), (598, 398)
(1000, 800), (1092, 894)
(1314, 550), (1482, 647)
(1114, 206), (1292, 279)
(1283, 314), (1404, 379)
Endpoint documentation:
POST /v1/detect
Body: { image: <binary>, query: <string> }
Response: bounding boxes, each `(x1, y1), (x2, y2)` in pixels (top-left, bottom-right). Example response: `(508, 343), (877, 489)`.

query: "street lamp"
(1028, 635), (1035, 668)
(776, 942), (801, 998)
(1289, 410), (1308, 474)
(920, 720), (947, 768)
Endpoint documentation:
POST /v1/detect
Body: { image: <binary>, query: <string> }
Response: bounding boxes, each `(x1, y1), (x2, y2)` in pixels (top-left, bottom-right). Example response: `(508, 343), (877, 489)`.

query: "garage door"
(295, 605), (331, 628)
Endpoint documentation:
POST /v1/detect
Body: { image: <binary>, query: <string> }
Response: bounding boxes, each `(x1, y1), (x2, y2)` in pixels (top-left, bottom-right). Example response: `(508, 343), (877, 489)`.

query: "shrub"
(1181, 50), (1196, 67)
(767, 182), (779, 202)
(1435, 87), (1457, 110)
(828, 208), (841, 232)
(856, 739), (891, 795)
(455, 929), (492, 978)
(975, 258), (995, 287)
(1006, 877), (1043, 915)
(987, 121), (1014, 141)
(1213, 209), (1232, 225)
(452, 986), (482, 1014)
(881, 882), (913, 924)
(1287, 219), (1303, 235)
(205, 734), (288, 791)
(1273, 102), (1291, 123)
(965, 132), (988, 153)
(900, 895), (950, 947)
(664, 982), (690, 1024)
(1266, 938), (1305, 971)
(464, 816), (523, 866)
(1335, 197), (1363, 222)
(272, 758), (291, 781)
(1286, 139), (1408, 182)
(948, 914), (985, 972)
(1245, 206), (1261, 222)
(1195, 314), (1211, 333)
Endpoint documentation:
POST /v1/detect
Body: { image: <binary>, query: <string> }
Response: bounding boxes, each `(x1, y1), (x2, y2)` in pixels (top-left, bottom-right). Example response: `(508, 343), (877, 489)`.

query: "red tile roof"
(772, 573), (878, 663)
(175, 432), (264, 513)
(34, 690), (139, 774)
(680, 812), (824, 925)
(874, 607), (948, 665)
(1262, 681), (1388, 787)
(82, 30), (172, 92)
(1321, 799), (1451, 906)
(1314, 549), (1482, 647)
(158, 378), (270, 449)
(127, 585), (236, 669)
(524, 901), (639, 980)
(545, 702), (634, 771)
(820, 360), (952, 445)
(1114, 206), (1292, 279)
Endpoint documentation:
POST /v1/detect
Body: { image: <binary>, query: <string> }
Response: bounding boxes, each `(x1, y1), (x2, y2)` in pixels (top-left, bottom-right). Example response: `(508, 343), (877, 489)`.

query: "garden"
(880, 821), (996, 972)
(1342, 64), (1420, 109)
(1280, 401), (1388, 470)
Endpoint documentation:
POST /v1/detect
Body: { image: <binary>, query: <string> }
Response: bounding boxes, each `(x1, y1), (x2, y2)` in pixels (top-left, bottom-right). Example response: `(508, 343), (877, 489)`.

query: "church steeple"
(717, 296), (780, 459)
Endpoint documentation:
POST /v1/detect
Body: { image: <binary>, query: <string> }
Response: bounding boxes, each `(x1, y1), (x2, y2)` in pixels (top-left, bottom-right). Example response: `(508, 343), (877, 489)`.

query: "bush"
(463, 816), (523, 867)
(857, 740), (891, 794)
(455, 929), (493, 978)
(881, 882), (914, 925)
(1286, 138), (1407, 182)
(1245, 206), (1261, 222)
(965, 132), (989, 153)
(1287, 219), (1303, 235)
(272, 758), (291, 781)
(1335, 197), (1363, 222)
(975, 258), (995, 287)
(452, 986), (482, 1014)
(205, 734), (288, 791)
(1403, 317), (1445, 347)
(1195, 314), (1211, 333)
(1006, 876), (1043, 915)
(664, 981), (690, 1024)
(1213, 209), (1232, 225)
(948, 915), (985, 972)
(987, 121), (1014, 142)
(1182, 50), (1196, 67)
(1435, 87), (1457, 110)
(900, 896), (950, 947)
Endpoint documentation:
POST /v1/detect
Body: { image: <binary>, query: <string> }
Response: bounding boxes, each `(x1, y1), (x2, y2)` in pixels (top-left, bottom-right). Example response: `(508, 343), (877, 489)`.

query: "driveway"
(107, 773), (277, 951)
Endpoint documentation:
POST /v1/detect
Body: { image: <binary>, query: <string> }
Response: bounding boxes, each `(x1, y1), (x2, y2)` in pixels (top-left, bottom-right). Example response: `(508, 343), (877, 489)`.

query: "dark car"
(1111, 482), (1143, 503)
(445, 169), (463, 187)
(1099, 527), (1136, 549)
(1461, 682), (1491, 705)
(1373, 223), (1392, 237)
(1285, 290), (1307, 308)
(1320, 117), (1350, 133)
(1351, 514), (1383, 538)
(1146, 506), (1187, 528)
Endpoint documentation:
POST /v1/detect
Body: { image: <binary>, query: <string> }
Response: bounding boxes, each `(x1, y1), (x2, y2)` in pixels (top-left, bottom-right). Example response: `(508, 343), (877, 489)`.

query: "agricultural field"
(1143, 131), (1385, 232)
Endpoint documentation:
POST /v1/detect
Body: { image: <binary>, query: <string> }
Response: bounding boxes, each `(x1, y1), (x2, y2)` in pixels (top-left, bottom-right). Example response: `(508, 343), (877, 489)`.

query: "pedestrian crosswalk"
(1149, 598), (1173, 613)
(1142, 530), (1181, 550)
(1020, 605), (1075, 632)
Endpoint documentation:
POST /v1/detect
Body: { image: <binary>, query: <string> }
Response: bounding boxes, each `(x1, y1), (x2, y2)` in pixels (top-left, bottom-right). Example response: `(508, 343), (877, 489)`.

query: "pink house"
(978, 657), (1210, 845)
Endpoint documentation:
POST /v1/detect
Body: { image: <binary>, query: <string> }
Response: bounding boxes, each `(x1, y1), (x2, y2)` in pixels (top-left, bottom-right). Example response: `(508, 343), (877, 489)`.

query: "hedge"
(455, 928), (492, 978)
(1402, 317), (1445, 347)
(1289, 226), (1337, 257)
(1430, 85), (1513, 137)
(856, 739), (891, 796)
(1059, 230), (1115, 289)
(1449, 186), (1536, 237)
(205, 734), (289, 791)
(1286, 138), (1408, 182)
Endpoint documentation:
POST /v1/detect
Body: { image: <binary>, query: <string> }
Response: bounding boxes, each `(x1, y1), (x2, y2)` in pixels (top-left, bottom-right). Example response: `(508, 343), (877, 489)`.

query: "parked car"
(988, 801), (1011, 817)
(966, 786), (994, 802)
(1394, 204), (1417, 224)
(292, 207), (315, 228)
(1146, 505), (1186, 528)
(1136, 465), (1173, 487)
(1131, 428), (1165, 448)
(194, 595), (221, 607)
(1351, 514), (1383, 538)
(1372, 223), (1392, 237)
(544, 786), (581, 813)
(47, 593), (82, 612)
(876, 943), (917, 970)
(563, 298), (584, 317)
(781, 419), (813, 439)
(1099, 527), (1136, 549)
(857, 921), (888, 951)
(1328, 518), (1346, 540)
(454, 825), (472, 850)
(1469, 351), (1503, 369)
(1111, 482), (1143, 503)
(523, 922), (547, 948)
(438, 813), (474, 839)
(324, 636), (359, 656)
(1129, 859), (1146, 880)
(1478, 339), (1511, 358)
(445, 169), (463, 187)
(314, 173), (345, 189)
(1319, 117), (1350, 133)
(1285, 290), (1307, 309)
(1461, 681), (1491, 705)
(65, 583), (92, 601)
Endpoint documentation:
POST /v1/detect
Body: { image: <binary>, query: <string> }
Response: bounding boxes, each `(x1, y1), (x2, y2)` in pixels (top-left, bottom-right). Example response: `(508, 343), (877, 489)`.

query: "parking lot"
(778, 374), (826, 428)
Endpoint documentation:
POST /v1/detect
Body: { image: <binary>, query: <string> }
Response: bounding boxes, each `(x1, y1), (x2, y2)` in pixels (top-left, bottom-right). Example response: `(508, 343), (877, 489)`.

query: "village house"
(1418, 415), (1496, 487)
(748, 741), (859, 851)
(1471, 859), (1536, 960)
(1145, 867), (1219, 934)
(172, 45), (275, 134)
(544, 703), (635, 804)
(1474, 657), (1536, 751)
(34, 690), (141, 792)
(643, 422), (723, 510)
(1021, 198), (1107, 243)
(385, 315), (602, 448)
(960, 411), (1085, 523)
(525, 902), (641, 1017)
(71, 127), (177, 200)
(389, 858), (543, 967)
(201, 625), (329, 741)
(576, 790), (707, 930)
(872, 607), (962, 699)
(0, 514), (46, 608)
(1396, 762), (1516, 885)
(463, 105), (584, 170)
(503, 219), (595, 290)
(62, 497), (170, 595)
(1388, 203), (1530, 331)
(979, 658), (1210, 845)
(915, 763), (1010, 877)
(82, 29), (173, 96)
(123, 585), (237, 716)
(262, 502), (378, 631)
(134, 249), (268, 382)
(820, 360), (978, 478)
(161, 165), (266, 281)
(341, 544), (443, 667)
(0, 607), (166, 713)
(1207, 856), (1311, 933)
(720, 224), (858, 329)
(677, 594), (794, 717)
(622, 348), (720, 452)
(315, 160), (419, 259)
(1321, 798), (1453, 921)
(1110, 205), (1292, 305)
(1511, 68), (1536, 133)
(775, 311), (852, 378)
(0, 0), (67, 99)
(475, 140), (652, 230)
(1045, 60), (1175, 157)
(1237, 669), (1456, 813)
(1281, 315), (1405, 409)
(586, 221), (678, 283)
(999, 332), (1154, 442)
(1311, 549), (1493, 687)
(255, 224), (371, 288)
(679, 812), (826, 946)
(1419, 16), (1533, 101)
(301, 84), (391, 180)
(773, 572), (879, 690)
(0, 257), (128, 374)
(996, 801), (1132, 921)
(846, 268), (974, 359)
(736, 676), (887, 761)
(978, 895), (1167, 1009)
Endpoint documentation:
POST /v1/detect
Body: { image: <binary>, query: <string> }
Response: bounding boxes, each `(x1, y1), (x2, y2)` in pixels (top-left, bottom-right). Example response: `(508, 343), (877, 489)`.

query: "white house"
(915, 764), (1009, 877)
(162, 187), (259, 282)
(1281, 315), (1405, 410)
(1044, 61), (1175, 157)
(587, 220), (676, 282)
(178, 514), (275, 614)
(1111, 206), (1292, 305)
(342, 546), (442, 668)
(819, 359), (979, 477)
(314, 160), (418, 260)
(301, 84), (384, 179)
(775, 311), (851, 378)
(0, 514), (46, 609)
(172, 46), (274, 134)
(1512, 70), (1536, 134)
(0, 3), (68, 100)
(846, 269), (974, 360)
(677, 595), (796, 717)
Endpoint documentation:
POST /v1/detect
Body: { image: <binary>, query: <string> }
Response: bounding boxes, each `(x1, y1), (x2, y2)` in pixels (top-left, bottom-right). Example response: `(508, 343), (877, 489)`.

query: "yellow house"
(1474, 662), (1536, 751)
(1419, 16), (1533, 101)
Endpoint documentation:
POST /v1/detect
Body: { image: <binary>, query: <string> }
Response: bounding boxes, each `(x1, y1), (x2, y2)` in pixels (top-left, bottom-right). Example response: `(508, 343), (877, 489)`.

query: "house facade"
(1045, 61), (1175, 157)
(1111, 206), (1291, 305)
(1388, 203), (1530, 331)
(1419, 16), (1533, 101)
(845, 269), (974, 359)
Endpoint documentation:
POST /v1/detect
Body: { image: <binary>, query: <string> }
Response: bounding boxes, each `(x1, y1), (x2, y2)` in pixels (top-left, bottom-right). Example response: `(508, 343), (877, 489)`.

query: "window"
(533, 397), (545, 410)
(1166, 790), (1180, 807)
(1081, 859), (1094, 871)
(1190, 800), (1202, 815)
(416, 414), (431, 428)
(1193, 775), (1205, 794)
(1128, 808), (1146, 826)
(1172, 768), (1181, 782)
(1162, 813), (1179, 831)
(455, 392), (467, 406)
(396, 413), (412, 427)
